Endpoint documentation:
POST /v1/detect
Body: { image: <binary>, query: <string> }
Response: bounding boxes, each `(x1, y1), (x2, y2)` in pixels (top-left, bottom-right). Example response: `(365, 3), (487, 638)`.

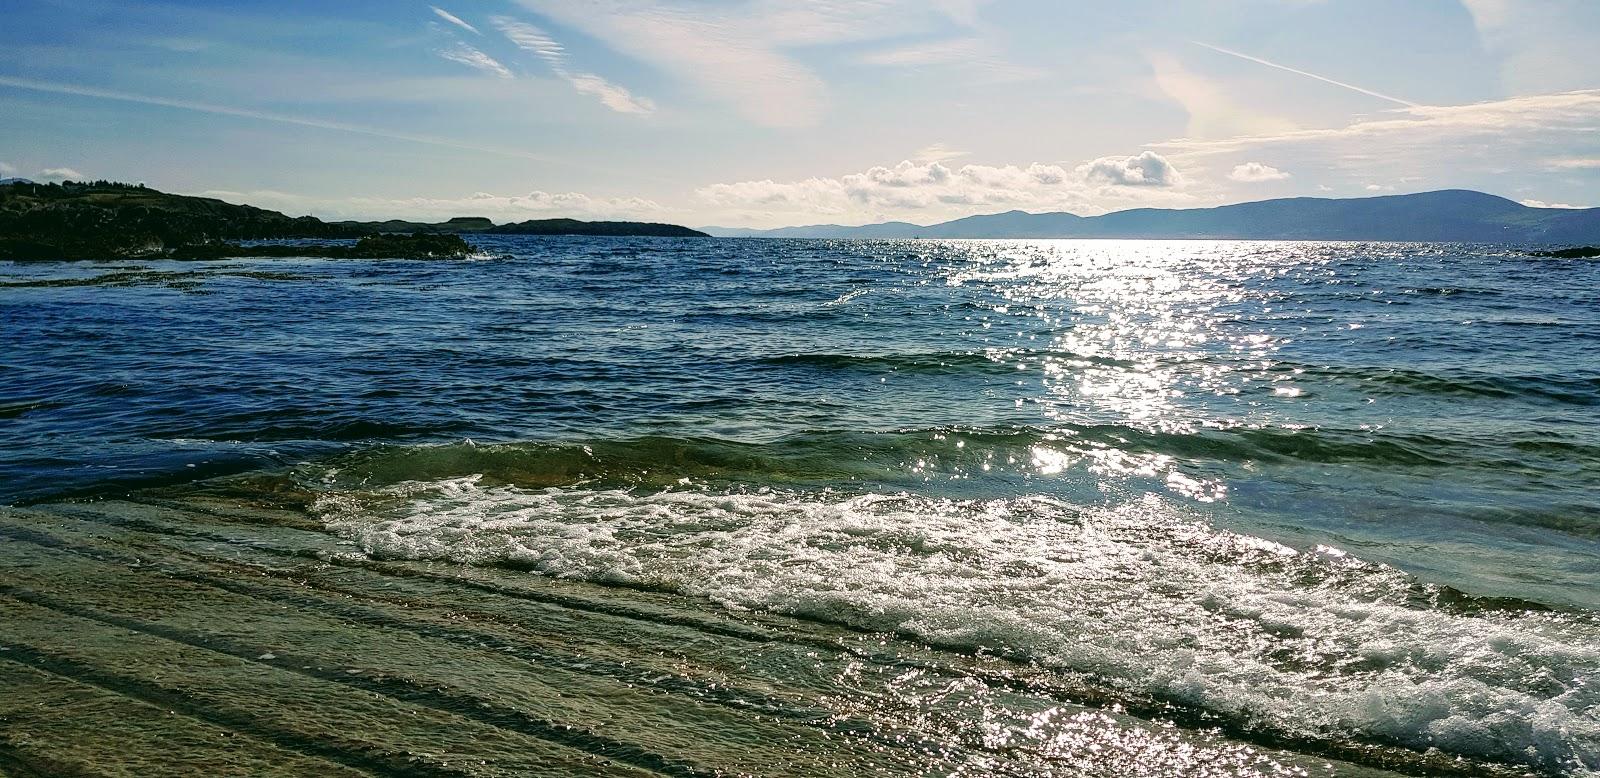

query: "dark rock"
(1531, 246), (1600, 259)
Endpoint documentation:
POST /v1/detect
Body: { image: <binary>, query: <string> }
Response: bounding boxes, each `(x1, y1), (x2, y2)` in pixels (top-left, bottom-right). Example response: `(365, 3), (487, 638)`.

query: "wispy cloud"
(1461, 0), (1600, 94)
(913, 143), (969, 163)
(1548, 157), (1600, 170)
(1149, 51), (1299, 139)
(0, 161), (14, 175)
(199, 188), (669, 221)
(491, 16), (654, 115)
(1156, 90), (1600, 156)
(512, 0), (988, 127)
(1192, 42), (1418, 108)
(435, 41), (513, 79)
(430, 6), (481, 36)
(493, 17), (565, 67)
(857, 37), (1044, 82)
(566, 74), (654, 114)
(0, 74), (559, 164)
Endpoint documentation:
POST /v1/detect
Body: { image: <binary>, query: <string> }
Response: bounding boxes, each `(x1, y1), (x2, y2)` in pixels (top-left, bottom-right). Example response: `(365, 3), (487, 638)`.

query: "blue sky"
(2, 0), (1597, 227)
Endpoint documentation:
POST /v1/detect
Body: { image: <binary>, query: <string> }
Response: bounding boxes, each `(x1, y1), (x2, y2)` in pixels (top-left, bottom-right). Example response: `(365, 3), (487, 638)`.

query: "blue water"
(5, 238), (1600, 770)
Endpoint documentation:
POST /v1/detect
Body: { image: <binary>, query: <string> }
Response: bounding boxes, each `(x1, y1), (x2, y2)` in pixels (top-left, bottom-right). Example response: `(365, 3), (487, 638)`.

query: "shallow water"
(4, 237), (1600, 773)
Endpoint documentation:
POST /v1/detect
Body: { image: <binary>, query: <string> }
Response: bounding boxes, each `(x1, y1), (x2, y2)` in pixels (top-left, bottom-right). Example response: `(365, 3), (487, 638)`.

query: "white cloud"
(512, 0), (999, 127)
(38, 167), (85, 181)
(566, 74), (655, 115)
(492, 17), (565, 68)
(1191, 42), (1416, 108)
(1520, 199), (1586, 209)
(200, 188), (670, 222)
(1154, 90), (1600, 191)
(1548, 157), (1600, 170)
(436, 42), (513, 79)
(0, 161), (15, 175)
(1160, 90), (1600, 156)
(913, 143), (969, 163)
(1364, 183), (1394, 192)
(430, 6), (481, 36)
(1148, 51), (1299, 139)
(492, 16), (654, 115)
(856, 37), (1045, 82)
(696, 152), (1195, 226)
(1079, 151), (1181, 187)
(1228, 162), (1290, 182)
(0, 75), (561, 165)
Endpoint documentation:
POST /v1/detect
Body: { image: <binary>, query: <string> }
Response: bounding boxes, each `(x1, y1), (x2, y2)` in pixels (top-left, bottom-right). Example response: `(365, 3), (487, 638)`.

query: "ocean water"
(4, 237), (1600, 773)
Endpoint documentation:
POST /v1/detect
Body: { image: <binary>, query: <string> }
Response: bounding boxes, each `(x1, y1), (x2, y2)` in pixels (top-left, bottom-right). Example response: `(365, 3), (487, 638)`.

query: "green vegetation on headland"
(0, 180), (707, 260)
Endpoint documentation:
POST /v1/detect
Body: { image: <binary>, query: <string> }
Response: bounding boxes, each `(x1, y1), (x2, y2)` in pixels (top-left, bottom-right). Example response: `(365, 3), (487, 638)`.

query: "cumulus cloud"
(696, 152), (1195, 226)
(1079, 151), (1180, 187)
(436, 42), (513, 79)
(492, 16), (654, 115)
(1228, 162), (1290, 182)
(38, 167), (86, 181)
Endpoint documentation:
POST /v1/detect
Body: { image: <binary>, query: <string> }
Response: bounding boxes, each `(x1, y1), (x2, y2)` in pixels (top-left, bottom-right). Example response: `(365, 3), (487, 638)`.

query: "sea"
(3, 237), (1599, 775)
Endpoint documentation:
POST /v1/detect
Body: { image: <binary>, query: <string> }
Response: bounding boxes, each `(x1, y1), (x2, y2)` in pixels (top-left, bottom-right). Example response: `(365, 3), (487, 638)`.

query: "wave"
(757, 350), (1600, 406)
(312, 480), (1600, 772)
(302, 422), (1595, 497)
(1275, 363), (1600, 406)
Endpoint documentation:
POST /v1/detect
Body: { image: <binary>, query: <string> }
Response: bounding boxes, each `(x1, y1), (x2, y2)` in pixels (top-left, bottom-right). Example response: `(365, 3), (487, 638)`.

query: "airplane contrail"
(0, 74), (558, 164)
(1192, 42), (1419, 108)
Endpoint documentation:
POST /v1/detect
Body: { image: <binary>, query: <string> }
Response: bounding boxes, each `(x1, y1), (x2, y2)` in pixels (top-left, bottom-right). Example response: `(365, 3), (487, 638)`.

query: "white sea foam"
(316, 478), (1600, 772)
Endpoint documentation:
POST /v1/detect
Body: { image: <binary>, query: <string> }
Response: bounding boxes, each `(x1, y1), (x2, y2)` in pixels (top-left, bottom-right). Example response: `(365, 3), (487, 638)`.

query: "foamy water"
(315, 474), (1600, 772)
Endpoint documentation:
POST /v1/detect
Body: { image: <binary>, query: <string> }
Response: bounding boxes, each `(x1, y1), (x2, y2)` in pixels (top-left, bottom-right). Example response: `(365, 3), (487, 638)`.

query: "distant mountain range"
(703, 190), (1600, 243)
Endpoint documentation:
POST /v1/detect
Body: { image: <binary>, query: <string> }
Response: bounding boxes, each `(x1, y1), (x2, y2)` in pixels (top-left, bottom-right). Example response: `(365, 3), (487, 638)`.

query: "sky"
(2, 0), (1598, 228)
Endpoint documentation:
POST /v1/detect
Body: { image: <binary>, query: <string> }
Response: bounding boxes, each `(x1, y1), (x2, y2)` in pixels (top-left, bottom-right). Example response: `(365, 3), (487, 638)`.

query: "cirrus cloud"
(435, 41), (513, 79)
(491, 16), (654, 115)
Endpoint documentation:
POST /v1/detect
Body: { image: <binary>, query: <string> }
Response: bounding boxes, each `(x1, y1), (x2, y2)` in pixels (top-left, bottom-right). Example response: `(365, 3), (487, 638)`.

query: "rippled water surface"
(4, 237), (1600, 773)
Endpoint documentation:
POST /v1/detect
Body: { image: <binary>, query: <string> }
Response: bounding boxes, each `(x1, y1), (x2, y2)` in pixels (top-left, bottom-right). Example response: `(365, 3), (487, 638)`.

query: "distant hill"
(0, 180), (708, 260)
(490, 218), (707, 237)
(703, 190), (1600, 243)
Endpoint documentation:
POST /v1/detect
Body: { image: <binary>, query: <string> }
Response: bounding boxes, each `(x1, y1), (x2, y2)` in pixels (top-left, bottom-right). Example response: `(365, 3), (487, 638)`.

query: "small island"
(0, 179), (709, 261)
